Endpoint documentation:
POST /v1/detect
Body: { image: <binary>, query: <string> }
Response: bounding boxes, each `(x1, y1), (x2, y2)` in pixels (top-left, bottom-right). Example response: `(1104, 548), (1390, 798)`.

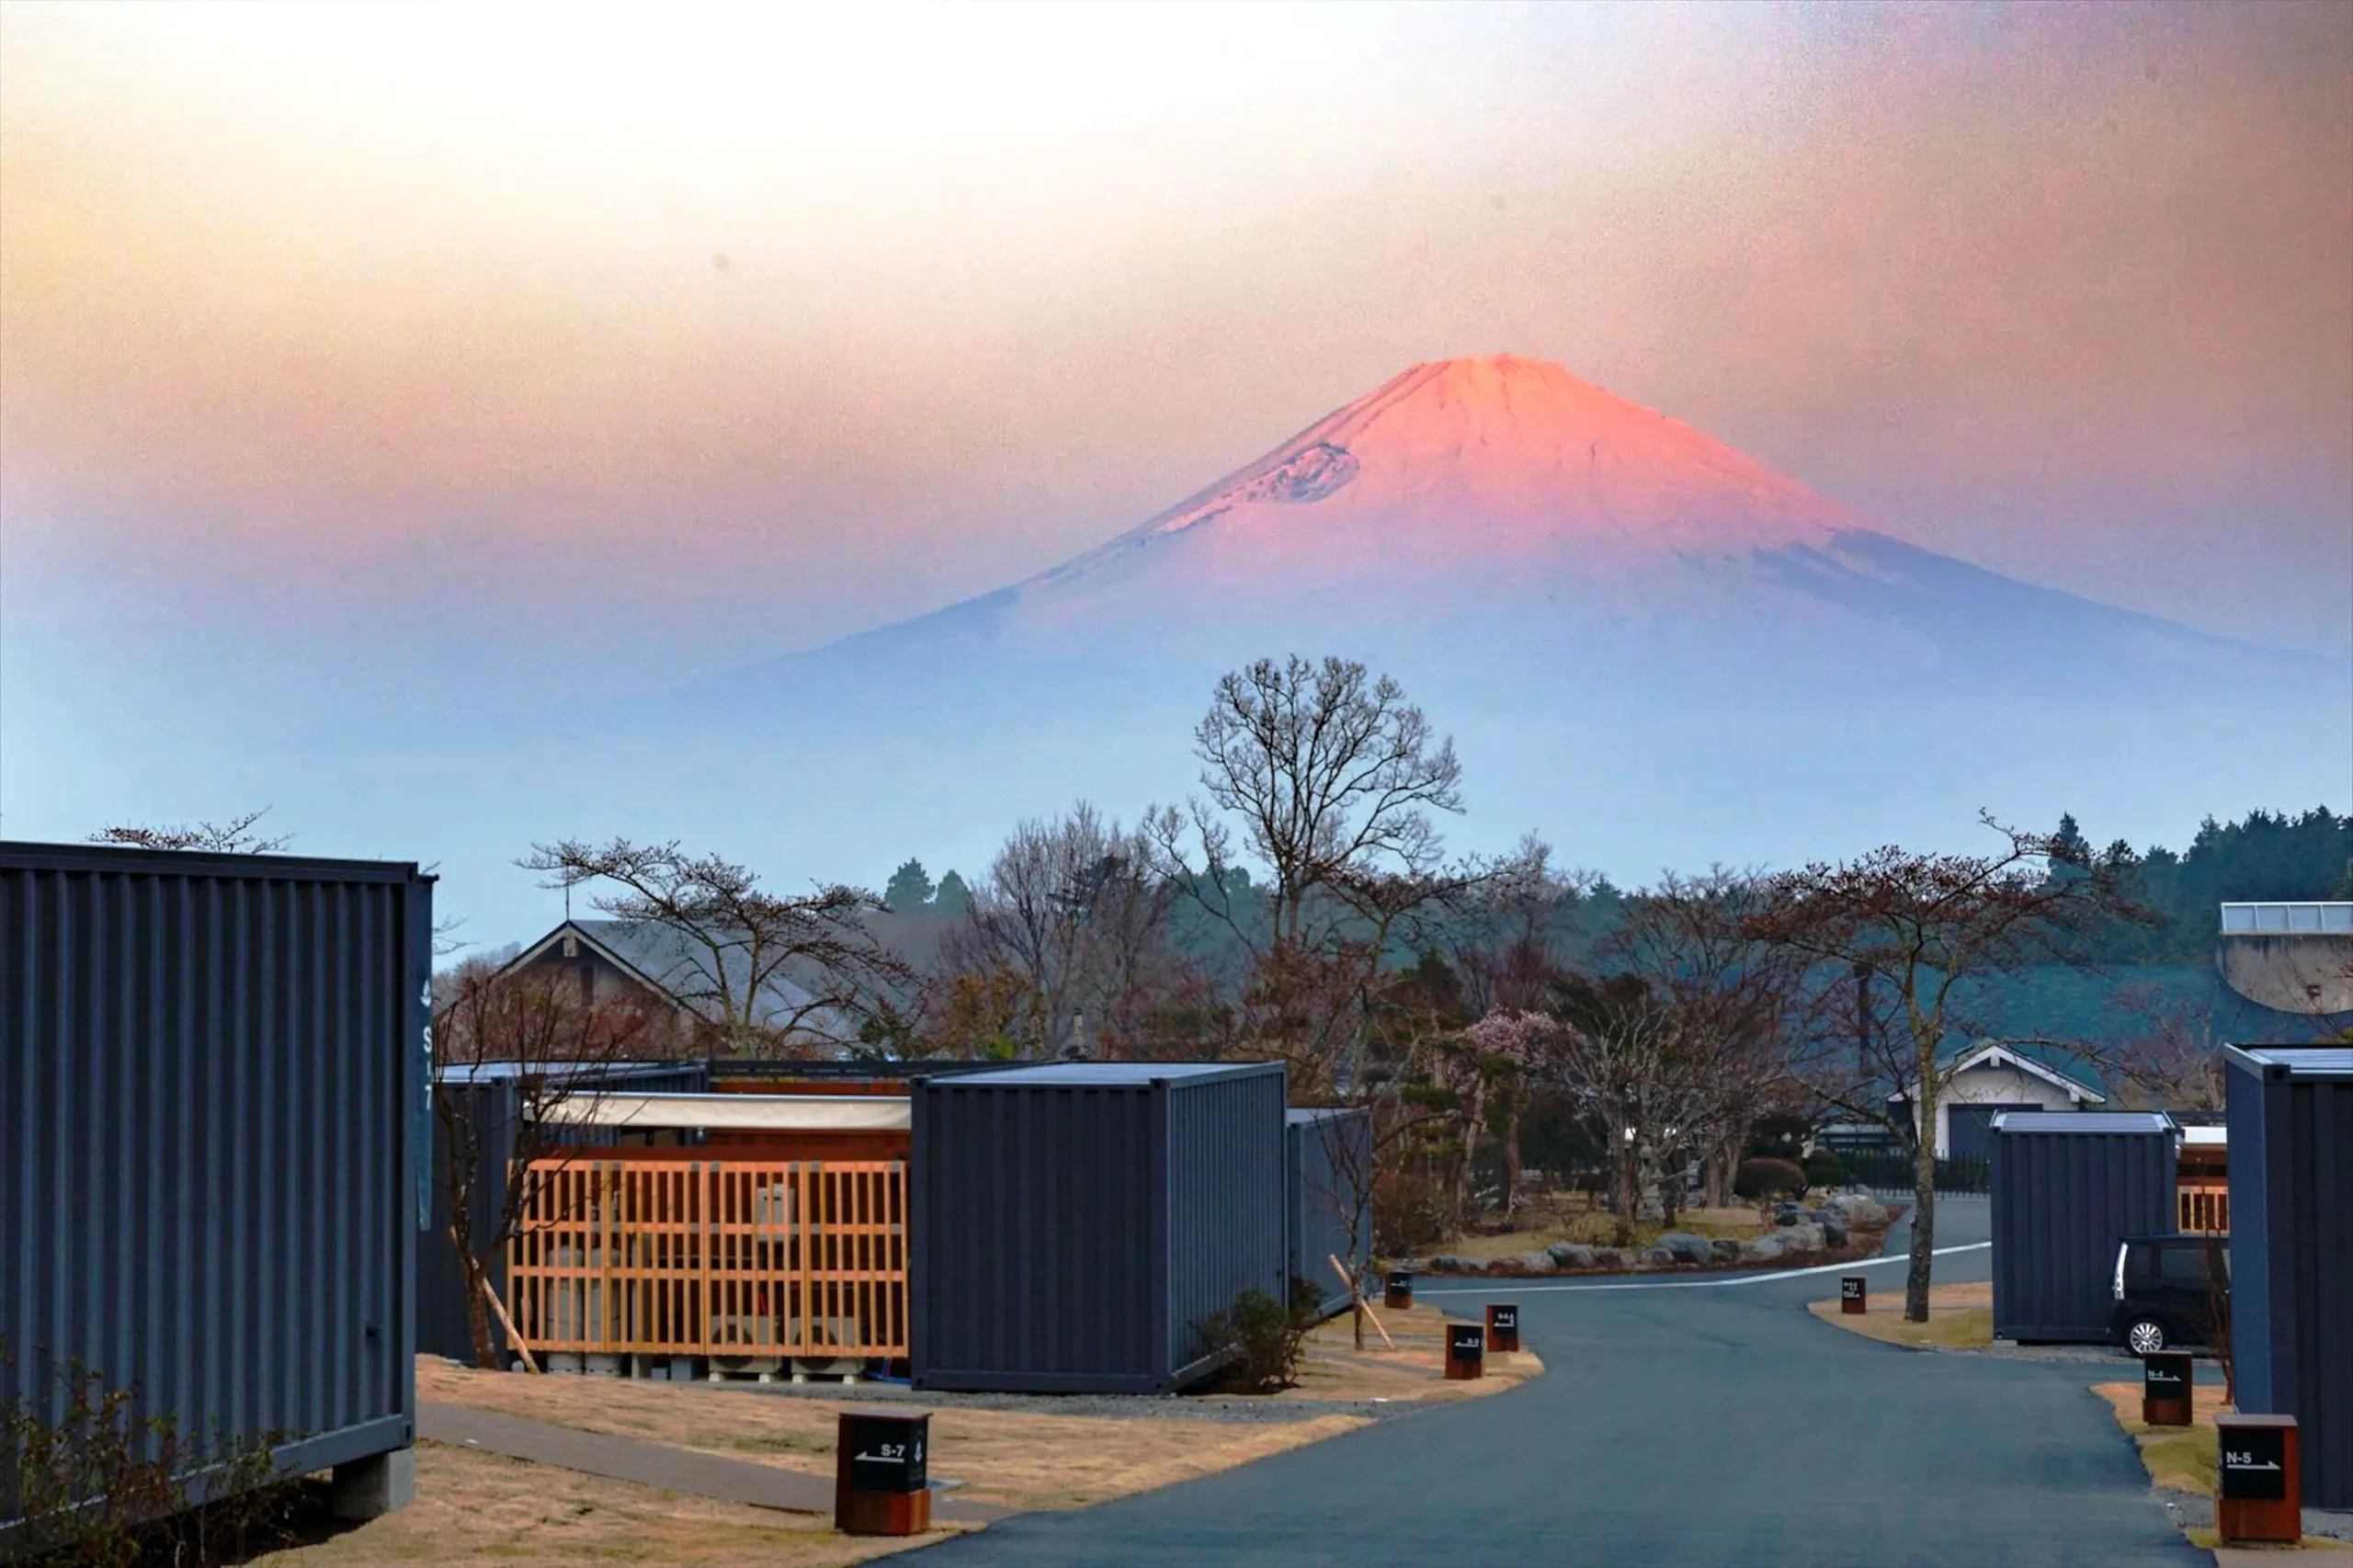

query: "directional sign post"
(835, 1409), (933, 1536)
(1384, 1269), (1415, 1310)
(2140, 1351), (2192, 1427)
(1445, 1321), (1485, 1381)
(1485, 1302), (1520, 1353)
(1839, 1277), (1867, 1315)
(2215, 1413), (2300, 1545)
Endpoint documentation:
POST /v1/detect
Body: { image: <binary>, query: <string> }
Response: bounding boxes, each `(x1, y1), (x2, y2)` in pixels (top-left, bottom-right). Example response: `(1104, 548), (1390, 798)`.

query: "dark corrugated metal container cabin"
(423, 1060), (709, 1363)
(1286, 1108), (1371, 1319)
(910, 1062), (1287, 1393)
(1, 840), (433, 1528)
(2226, 1045), (2353, 1507)
(1990, 1111), (2178, 1343)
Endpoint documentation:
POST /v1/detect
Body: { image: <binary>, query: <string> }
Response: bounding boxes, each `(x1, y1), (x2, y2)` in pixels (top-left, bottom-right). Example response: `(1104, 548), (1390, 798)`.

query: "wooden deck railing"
(2177, 1180), (2229, 1235)
(506, 1158), (908, 1359)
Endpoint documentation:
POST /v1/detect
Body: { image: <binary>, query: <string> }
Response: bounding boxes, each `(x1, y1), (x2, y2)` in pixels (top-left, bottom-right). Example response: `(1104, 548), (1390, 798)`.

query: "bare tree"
(1747, 812), (2147, 1322)
(1602, 869), (1820, 1209)
(433, 960), (655, 1369)
(1540, 982), (1712, 1244)
(1443, 836), (1594, 1018)
(939, 803), (1188, 1060)
(1148, 654), (1488, 1096)
(520, 838), (911, 1056)
(1163, 654), (1464, 946)
(89, 808), (290, 854)
(94, 811), (472, 956)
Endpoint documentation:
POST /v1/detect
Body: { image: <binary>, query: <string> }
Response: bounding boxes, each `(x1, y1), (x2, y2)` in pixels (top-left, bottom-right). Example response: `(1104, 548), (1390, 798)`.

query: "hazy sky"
(3, 0), (2349, 869)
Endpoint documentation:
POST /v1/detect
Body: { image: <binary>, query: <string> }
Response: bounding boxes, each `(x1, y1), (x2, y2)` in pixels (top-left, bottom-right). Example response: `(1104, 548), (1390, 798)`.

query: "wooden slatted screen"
(2177, 1180), (2229, 1234)
(505, 1159), (908, 1359)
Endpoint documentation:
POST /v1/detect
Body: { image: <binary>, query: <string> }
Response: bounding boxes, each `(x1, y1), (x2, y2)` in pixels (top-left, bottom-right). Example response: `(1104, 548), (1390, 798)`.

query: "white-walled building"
(1894, 1040), (2109, 1159)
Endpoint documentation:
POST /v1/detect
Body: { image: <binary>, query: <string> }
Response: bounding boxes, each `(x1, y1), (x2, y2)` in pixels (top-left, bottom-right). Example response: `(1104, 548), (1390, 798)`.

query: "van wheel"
(2125, 1319), (2167, 1355)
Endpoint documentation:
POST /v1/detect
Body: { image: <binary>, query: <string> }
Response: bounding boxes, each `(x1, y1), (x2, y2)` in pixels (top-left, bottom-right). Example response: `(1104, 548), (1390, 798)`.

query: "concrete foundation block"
(331, 1447), (416, 1521)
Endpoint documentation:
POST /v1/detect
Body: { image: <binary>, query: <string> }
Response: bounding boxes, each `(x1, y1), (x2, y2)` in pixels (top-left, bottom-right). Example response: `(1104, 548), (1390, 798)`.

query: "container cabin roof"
(947, 1062), (1281, 1086)
(2230, 1045), (2353, 1077)
(1990, 1110), (2174, 1135)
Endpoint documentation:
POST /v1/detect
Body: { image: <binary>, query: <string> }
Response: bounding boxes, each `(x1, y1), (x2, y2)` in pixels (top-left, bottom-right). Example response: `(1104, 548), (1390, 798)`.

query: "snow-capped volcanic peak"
(1048, 354), (1860, 591)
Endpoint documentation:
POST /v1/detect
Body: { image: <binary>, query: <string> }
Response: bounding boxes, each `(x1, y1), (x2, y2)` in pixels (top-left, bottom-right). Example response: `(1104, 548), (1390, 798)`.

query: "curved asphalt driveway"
(904, 1199), (2200, 1567)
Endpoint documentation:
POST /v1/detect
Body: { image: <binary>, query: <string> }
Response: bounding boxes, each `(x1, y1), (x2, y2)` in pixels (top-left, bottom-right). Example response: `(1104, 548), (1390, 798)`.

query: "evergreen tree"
(933, 869), (973, 918)
(2048, 812), (2092, 874)
(883, 858), (936, 913)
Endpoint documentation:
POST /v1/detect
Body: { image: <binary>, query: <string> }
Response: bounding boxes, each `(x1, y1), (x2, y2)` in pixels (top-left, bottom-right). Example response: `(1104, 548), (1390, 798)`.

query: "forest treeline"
(882, 803), (2353, 979)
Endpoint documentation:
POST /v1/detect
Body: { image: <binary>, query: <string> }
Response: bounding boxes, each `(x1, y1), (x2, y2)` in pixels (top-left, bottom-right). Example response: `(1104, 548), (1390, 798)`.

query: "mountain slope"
(772, 353), (2267, 693)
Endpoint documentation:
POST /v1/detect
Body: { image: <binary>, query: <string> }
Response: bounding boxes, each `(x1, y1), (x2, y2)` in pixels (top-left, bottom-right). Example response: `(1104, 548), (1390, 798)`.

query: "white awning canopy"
(537, 1093), (910, 1132)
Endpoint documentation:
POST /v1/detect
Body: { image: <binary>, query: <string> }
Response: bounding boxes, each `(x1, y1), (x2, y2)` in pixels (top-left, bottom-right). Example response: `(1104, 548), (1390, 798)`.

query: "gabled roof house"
(1901, 1040), (2109, 1160)
(499, 918), (844, 1053)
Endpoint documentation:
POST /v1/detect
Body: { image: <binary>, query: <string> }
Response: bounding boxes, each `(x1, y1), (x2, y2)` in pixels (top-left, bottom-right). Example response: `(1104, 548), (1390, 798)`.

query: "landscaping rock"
(1741, 1235), (1788, 1262)
(1481, 1250), (1557, 1276)
(1710, 1238), (1745, 1264)
(1427, 1254), (1484, 1275)
(1818, 1218), (1848, 1248)
(1545, 1242), (1597, 1270)
(1773, 1202), (1804, 1226)
(1824, 1193), (1890, 1228)
(1779, 1222), (1826, 1255)
(1640, 1248), (1677, 1267)
(1587, 1247), (1626, 1271)
(1655, 1232), (1714, 1266)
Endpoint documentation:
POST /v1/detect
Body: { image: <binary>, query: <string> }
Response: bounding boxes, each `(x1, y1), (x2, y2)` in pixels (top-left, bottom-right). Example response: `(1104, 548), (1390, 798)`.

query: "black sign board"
(2219, 1424), (2288, 1501)
(1490, 1306), (1518, 1332)
(843, 1412), (929, 1495)
(1386, 1269), (1413, 1290)
(2142, 1352), (2192, 1399)
(1840, 1277), (1865, 1301)
(1448, 1324), (1485, 1363)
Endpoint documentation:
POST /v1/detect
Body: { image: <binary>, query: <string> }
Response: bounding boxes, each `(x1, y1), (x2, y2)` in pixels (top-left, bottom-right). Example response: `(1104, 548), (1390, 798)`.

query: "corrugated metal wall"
(1164, 1071), (1287, 1381)
(1990, 1119), (2177, 1342)
(910, 1062), (1286, 1394)
(2227, 1049), (2353, 1507)
(419, 1062), (710, 1363)
(1286, 1108), (1371, 1318)
(0, 841), (430, 1508)
(2227, 1062), (2277, 1411)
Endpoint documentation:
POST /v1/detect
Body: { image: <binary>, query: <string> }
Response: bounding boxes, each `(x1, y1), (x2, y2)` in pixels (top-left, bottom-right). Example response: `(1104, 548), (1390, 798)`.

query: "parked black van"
(2109, 1233), (2229, 1354)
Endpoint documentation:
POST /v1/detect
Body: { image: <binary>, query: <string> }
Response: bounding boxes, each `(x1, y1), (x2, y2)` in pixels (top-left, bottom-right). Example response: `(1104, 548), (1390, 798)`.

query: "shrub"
(1194, 1287), (1319, 1393)
(0, 1344), (302, 1566)
(1733, 1156), (1808, 1202)
(1802, 1149), (1849, 1189)
(1745, 1114), (1812, 1163)
(1370, 1169), (1453, 1256)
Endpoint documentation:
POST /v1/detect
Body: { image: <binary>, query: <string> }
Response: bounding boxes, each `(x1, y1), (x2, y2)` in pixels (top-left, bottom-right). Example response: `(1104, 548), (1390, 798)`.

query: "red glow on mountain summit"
(1012, 354), (1865, 630)
(1141, 354), (1857, 553)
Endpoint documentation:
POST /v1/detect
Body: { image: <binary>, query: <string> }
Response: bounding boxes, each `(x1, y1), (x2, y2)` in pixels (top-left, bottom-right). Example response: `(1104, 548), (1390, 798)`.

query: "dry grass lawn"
(2092, 1379), (2228, 1497)
(1280, 1301), (1544, 1403)
(256, 1440), (968, 1565)
(1807, 1279), (1993, 1349)
(415, 1359), (1366, 1512)
(277, 1316), (1540, 1565)
(2093, 1383), (2353, 1557)
(1440, 1197), (1767, 1261)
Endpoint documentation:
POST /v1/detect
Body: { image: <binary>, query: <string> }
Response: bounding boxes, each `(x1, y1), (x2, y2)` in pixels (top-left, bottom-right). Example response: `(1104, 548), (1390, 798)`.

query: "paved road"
(904, 1198), (2201, 1566)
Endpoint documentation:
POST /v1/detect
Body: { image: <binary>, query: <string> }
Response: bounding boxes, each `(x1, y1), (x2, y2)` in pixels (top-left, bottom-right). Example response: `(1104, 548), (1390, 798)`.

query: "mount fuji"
(761, 354), (2261, 692)
(360, 354), (2344, 938)
(631, 353), (2345, 893)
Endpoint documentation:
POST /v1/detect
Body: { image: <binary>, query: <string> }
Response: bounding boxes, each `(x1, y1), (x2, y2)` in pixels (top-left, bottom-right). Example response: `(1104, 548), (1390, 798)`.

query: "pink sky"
(2, 2), (2347, 778)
